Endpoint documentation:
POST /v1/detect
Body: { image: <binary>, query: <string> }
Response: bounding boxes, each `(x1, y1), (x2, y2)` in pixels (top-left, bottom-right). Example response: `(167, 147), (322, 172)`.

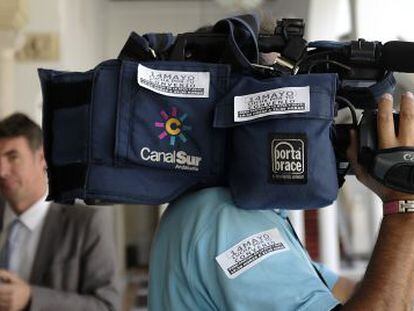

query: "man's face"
(0, 136), (46, 207)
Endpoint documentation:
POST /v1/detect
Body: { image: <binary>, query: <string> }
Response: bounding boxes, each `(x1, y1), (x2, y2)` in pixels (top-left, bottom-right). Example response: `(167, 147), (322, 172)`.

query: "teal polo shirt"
(149, 187), (340, 311)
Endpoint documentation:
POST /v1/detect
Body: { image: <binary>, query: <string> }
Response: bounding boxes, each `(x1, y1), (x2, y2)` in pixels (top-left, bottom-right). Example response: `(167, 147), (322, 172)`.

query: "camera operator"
(342, 91), (414, 310)
(148, 91), (414, 310)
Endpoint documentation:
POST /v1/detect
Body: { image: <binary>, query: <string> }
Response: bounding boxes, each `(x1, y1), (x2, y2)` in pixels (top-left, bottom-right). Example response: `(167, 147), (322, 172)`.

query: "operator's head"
(0, 113), (47, 213)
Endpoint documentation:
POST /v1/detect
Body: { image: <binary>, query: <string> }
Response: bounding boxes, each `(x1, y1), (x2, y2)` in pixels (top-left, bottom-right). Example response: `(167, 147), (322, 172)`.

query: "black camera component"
(166, 17), (306, 72)
(297, 37), (414, 192)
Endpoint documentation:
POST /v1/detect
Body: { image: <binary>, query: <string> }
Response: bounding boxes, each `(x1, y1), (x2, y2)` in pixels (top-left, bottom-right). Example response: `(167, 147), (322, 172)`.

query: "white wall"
(307, 0), (351, 40)
(59, 0), (107, 70)
(13, 0), (107, 122)
(13, 0), (61, 122)
(356, 0), (414, 41)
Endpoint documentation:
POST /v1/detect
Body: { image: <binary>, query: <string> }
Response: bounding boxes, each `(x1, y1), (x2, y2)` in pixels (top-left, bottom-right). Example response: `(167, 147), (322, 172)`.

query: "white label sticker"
(234, 86), (310, 122)
(215, 228), (289, 279)
(137, 64), (210, 98)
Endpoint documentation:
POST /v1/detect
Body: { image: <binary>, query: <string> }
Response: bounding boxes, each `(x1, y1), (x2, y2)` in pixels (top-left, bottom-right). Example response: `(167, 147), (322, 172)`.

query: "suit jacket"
(0, 203), (121, 311)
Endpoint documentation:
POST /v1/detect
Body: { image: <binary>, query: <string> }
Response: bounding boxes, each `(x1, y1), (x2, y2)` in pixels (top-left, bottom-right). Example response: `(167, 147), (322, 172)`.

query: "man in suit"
(0, 113), (120, 311)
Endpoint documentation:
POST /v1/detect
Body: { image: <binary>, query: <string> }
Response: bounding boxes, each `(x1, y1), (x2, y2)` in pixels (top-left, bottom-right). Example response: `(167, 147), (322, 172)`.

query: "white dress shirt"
(0, 193), (50, 281)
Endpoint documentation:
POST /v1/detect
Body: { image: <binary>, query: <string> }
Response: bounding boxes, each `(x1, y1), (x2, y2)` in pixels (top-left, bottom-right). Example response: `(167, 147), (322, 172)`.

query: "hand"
(0, 270), (31, 311)
(347, 92), (414, 202)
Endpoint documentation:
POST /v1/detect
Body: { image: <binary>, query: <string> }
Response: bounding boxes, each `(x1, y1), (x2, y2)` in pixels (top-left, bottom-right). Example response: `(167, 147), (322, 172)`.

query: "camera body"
(39, 14), (414, 208)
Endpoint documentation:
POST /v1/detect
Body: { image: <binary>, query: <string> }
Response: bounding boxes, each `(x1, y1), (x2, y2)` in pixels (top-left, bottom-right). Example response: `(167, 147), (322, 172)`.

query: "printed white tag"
(215, 228), (289, 279)
(137, 64), (210, 98)
(234, 86), (310, 122)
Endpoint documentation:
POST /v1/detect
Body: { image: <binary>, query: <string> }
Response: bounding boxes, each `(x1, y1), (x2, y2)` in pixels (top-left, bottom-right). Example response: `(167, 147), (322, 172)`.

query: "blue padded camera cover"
(39, 59), (230, 204)
(214, 73), (339, 210)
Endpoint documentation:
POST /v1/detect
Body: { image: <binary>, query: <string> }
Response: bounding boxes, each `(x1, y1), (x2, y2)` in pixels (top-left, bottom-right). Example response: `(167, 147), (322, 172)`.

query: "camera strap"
(212, 14), (260, 70)
(118, 31), (175, 61)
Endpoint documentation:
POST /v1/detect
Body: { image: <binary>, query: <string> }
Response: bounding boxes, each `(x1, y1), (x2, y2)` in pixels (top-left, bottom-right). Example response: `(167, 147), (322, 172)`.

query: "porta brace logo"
(270, 134), (307, 184)
(272, 140), (305, 174)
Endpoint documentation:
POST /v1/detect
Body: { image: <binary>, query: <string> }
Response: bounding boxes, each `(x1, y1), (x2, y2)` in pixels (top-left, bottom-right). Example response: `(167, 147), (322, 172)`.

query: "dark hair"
(0, 113), (43, 151)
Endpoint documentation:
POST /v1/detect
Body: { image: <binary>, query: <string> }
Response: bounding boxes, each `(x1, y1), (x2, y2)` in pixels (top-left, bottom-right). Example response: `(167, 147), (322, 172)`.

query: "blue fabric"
(312, 261), (339, 290)
(214, 73), (338, 210)
(143, 33), (175, 53)
(369, 72), (396, 101)
(39, 59), (230, 205)
(115, 60), (229, 177)
(90, 61), (120, 163)
(149, 187), (340, 311)
(213, 14), (260, 70)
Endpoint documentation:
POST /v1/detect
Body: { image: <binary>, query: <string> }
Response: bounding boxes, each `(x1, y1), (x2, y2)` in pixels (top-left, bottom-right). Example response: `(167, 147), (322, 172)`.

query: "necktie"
(0, 219), (22, 270)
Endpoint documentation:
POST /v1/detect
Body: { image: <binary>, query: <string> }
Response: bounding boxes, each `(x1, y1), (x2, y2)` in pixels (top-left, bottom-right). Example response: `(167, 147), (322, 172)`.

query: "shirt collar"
(4, 192), (50, 231)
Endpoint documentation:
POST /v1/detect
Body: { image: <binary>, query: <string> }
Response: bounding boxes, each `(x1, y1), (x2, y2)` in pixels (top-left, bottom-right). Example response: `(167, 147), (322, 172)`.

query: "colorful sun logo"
(154, 107), (192, 146)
